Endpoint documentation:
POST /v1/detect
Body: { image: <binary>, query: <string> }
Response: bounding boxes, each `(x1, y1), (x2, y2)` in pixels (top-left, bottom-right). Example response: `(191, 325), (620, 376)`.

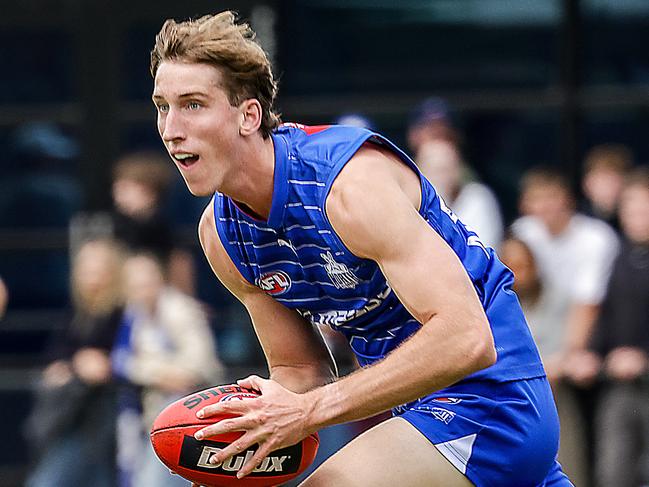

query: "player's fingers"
(197, 398), (250, 419)
(194, 416), (249, 440)
(237, 374), (265, 392)
(237, 442), (274, 479)
(208, 433), (259, 466)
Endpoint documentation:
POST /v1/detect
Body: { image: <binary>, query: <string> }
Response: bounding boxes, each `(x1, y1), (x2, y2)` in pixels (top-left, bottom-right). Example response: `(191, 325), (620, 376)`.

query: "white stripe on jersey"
(285, 224), (316, 231)
(230, 241), (279, 249)
(288, 179), (325, 187)
(284, 202), (322, 211)
(295, 243), (330, 251)
(219, 217), (277, 233)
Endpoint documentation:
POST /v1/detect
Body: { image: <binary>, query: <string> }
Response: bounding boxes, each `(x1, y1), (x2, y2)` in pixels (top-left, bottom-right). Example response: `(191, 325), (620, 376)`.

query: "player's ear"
(239, 99), (262, 136)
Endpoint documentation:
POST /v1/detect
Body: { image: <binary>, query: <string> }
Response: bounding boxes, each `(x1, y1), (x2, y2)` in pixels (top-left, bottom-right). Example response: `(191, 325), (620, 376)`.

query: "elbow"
(468, 324), (497, 374)
(270, 363), (336, 393)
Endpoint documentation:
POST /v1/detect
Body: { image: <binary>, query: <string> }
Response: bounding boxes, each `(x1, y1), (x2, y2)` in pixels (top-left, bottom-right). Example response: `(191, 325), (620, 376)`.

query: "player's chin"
(183, 179), (215, 197)
(188, 186), (213, 197)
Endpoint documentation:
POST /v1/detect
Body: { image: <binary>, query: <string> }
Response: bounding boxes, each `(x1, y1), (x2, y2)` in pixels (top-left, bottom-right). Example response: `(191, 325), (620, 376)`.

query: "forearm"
(304, 316), (495, 430)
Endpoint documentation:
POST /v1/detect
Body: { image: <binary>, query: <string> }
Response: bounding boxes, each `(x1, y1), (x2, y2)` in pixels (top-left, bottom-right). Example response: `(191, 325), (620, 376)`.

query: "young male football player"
(151, 11), (572, 486)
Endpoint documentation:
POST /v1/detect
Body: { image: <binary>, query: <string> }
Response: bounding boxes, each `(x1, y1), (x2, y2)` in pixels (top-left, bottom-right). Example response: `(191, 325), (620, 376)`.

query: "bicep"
(326, 152), (487, 327)
(380, 216), (486, 325)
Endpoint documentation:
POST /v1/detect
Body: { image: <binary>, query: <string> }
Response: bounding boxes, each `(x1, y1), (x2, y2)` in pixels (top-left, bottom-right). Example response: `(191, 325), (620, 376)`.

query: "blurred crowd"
(20, 154), (225, 487)
(407, 99), (649, 487)
(0, 98), (647, 487)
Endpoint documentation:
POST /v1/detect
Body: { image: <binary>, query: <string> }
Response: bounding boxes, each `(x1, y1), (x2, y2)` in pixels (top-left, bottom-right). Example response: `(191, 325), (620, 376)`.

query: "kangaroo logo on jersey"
(256, 271), (291, 295)
(320, 251), (359, 289)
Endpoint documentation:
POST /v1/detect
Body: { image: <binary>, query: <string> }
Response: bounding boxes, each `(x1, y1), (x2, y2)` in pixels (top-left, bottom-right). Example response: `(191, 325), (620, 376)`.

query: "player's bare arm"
(306, 144), (497, 422)
(194, 145), (496, 478)
(198, 201), (337, 393)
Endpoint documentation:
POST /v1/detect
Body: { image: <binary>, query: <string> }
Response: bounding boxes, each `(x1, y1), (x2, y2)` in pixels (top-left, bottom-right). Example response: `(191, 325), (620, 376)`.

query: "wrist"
(302, 380), (346, 433)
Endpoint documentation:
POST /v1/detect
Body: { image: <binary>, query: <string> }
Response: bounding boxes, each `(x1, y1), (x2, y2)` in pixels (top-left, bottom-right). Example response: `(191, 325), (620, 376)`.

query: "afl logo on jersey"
(256, 271), (292, 295)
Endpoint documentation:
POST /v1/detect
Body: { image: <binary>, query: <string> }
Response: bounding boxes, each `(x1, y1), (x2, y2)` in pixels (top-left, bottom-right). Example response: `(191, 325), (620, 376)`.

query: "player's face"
(153, 61), (243, 196)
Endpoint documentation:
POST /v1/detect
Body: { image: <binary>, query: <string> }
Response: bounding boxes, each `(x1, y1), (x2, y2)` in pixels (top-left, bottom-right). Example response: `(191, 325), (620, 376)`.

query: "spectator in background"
(511, 166), (619, 486)
(335, 112), (374, 131)
(0, 276), (7, 319)
(406, 97), (460, 153)
(111, 151), (196, 295)
(565, 167), (649, 487)
(25, 238), (125, 487)
(581, 144), (633, 231)
(500, 237), (570, 364)
(512, 167), (619, 371)
(112, 252), (223, 487)
(415, 139), (504, 248)
(408, 97), (503, 248)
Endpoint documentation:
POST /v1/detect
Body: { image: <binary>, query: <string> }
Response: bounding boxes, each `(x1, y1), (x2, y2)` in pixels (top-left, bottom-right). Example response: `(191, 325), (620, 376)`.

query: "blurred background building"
(1, 1), (649, 486)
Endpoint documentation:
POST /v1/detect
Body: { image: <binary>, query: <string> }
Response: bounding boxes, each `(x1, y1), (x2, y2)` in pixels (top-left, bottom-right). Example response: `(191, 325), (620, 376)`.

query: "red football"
(150, 384), (320, 487)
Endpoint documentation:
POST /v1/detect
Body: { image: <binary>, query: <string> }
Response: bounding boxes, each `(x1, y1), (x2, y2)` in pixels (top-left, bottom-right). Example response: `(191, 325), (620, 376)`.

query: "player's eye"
(187, 101), (201, 110)
(156, 103), (169, 113)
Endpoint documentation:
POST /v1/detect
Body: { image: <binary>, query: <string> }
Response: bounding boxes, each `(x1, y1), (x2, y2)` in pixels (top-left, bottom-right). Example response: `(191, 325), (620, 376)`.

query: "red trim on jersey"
(280, 122), (331, 135)
(303, 125), (331, 135)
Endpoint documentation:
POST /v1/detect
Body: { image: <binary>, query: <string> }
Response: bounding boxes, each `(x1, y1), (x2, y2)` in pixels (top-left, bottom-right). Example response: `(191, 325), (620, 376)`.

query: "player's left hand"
(193, 375), (315, 478)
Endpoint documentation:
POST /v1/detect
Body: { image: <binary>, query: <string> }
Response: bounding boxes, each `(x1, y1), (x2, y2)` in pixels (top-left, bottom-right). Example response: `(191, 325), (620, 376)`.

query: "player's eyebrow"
(152, 91), (209, 101)
(179, 92), (209, 99)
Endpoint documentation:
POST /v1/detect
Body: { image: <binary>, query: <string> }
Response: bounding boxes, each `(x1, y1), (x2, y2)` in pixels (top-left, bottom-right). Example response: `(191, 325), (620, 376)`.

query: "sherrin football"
(150, 384), (320, 487)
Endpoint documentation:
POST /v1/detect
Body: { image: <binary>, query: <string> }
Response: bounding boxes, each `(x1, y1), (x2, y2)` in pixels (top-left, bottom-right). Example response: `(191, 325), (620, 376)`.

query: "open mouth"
(173, 153), (199, 168)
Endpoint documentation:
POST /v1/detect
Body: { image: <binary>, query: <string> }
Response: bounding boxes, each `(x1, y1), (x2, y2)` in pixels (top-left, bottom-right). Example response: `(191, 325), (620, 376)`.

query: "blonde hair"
(112, 151), (174, 196)
(150, 11), (280, 138)
(71, 238), (125, 316)
(584, 144), (632, 174)
(623, 166), (649, 191)
(520, 166), (573, 195)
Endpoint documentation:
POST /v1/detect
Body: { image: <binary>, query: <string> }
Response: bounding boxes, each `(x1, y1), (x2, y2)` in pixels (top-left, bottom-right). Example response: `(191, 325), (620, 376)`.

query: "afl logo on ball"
(256, 271), (291, 295)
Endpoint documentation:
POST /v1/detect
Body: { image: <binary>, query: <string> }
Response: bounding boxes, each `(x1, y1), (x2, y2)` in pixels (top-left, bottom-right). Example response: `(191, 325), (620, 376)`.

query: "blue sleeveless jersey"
(214, 123), (545, 383)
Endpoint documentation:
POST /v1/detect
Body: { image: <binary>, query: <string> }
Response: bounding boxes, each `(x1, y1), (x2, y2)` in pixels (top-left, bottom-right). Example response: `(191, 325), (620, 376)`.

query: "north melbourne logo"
(430, 407), (456, 424)
(321, 251), (359, 289)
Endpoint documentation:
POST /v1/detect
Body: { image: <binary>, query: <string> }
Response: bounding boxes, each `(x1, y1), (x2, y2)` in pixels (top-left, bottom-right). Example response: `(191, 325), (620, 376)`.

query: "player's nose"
(162, 108), (186, 142)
